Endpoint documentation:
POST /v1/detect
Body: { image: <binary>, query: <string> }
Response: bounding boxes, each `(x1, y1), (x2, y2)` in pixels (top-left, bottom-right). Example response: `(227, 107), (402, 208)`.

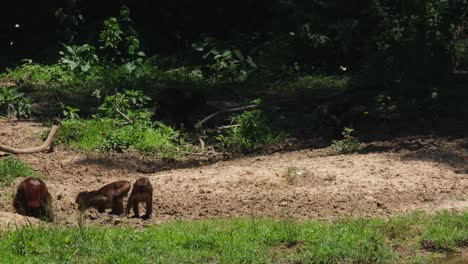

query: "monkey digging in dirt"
(75, 180), (131, 215)
(13, 177), (54, 221)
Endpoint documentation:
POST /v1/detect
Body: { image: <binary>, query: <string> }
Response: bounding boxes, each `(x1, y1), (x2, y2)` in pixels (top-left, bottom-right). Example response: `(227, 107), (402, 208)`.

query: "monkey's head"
(76, 191), (110, 211)
(134, 177), (151, 193)
(25, 178), (43, 208)
(76, 192), (89, 211)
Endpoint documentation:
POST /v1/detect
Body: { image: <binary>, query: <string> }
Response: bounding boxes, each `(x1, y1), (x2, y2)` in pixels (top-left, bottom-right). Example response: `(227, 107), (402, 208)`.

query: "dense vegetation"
(0, 1), (466, 155)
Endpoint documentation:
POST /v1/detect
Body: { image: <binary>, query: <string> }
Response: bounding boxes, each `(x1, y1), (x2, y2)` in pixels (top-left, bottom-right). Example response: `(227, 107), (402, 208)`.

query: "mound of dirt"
(0, 212), (42, 230)
(0, 120), (466, 227)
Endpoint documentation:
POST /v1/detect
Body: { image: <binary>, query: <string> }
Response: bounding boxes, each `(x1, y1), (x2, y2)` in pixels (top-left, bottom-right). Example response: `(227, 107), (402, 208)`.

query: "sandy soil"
(0, 120), (466, 227)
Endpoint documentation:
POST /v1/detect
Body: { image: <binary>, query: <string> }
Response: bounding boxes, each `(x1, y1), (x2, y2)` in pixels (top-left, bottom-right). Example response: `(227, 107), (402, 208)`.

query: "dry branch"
(115, 107), (133, 123)
(195, 104), (258, 129)
(0, 126), (59, 154)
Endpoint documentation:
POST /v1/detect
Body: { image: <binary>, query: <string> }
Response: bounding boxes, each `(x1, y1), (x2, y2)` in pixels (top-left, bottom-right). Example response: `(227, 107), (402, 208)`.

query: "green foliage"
(58, 44), (98, 73)
(1, 62), (89, 106)
(277, 75), (349, 96)
(56, 5), (144, 77)
(99, 6), (145, 65)
(455, 39), (468, 71)
(96, 89), (151, 122)
(2, 2), (467, 126)
(100, 18), (123, 49)
(54, 87), (188, 157)
(61, 104), (80, 121)
(216, 109), (285, 153)
(0, 61), (211, 115)
(53, 86), (188, 156)
(331, 127), (361, 153)
(372, 93), (399, 121)
(3, 63), (74, 88)
(193, 37), (257, 82)
(57, 119), (187, 157)
(0, 156), (38, 186)
(0, 87), (32, 118)
(1, 211), (467, 263)
(368, 0), (467, 84)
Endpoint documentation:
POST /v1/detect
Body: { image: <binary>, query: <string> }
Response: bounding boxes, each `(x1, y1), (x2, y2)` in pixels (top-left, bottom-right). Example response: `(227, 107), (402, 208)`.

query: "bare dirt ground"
(0, 120), (466, 227)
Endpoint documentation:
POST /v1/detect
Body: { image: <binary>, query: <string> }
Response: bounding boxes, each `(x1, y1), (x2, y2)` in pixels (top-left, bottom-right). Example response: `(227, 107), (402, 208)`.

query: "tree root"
(0, 126), (59, 154)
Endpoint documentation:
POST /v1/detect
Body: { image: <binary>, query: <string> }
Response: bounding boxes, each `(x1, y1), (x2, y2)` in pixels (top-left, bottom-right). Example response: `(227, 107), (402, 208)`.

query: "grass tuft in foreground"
(0, 211), (466, 263)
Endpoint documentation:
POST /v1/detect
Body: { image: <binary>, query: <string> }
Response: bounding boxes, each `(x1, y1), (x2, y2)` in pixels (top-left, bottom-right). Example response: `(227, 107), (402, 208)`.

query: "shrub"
(61, 104), (80, 120)
(96, 89), (151, 121)
(216, 109), (285, 153)
(331, 127), (361, 153)
(57, 119), (188, 157)
(58, 44), (99, 73)
(0, 87), (32, 118)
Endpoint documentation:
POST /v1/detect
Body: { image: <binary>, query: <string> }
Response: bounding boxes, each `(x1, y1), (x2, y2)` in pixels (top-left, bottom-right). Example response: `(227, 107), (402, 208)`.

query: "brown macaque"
(155, 88), (206, 129)
(316, 100), (366, 135)
(13, 178), (54, 221)
(126, 177), (153, 219)
(76, 180), (131, 215)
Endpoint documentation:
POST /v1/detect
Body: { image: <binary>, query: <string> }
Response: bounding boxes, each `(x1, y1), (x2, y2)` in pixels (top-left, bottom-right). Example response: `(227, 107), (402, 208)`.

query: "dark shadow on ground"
(360, 136), (467, 174)
(73, 152), (221, 174)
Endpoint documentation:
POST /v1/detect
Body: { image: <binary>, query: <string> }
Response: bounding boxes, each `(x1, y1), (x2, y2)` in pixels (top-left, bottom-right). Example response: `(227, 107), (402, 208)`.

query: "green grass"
(1, 62), (212, 104)
(0, 211), (466, 263)
(273, 74), (350, 97)
(56, 119), (191, 158)
(0, 156), (38, 186)
(419, 210), (468, 252)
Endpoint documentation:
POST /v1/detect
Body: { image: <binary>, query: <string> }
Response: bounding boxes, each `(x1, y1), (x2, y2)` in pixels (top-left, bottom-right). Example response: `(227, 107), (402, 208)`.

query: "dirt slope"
(0, 120), (466, 227)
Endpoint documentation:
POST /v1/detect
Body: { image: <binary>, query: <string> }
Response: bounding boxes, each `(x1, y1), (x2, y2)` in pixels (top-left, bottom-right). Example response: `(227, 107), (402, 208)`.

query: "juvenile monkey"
(126, 177), (153, 219)
(13, 178), (54, 221)
(76, 180), (131, 215)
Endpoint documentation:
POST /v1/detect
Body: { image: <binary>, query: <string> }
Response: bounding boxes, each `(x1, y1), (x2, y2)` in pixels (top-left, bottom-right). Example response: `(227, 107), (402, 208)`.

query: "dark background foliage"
(2, 0), (466, 75)
(1, 0), (467, 126)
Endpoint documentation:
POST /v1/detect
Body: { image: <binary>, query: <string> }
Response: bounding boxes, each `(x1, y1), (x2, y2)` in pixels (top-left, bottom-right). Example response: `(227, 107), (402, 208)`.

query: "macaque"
(13, 178), (54, 221)
(126, 177), (153, 219)
(316, 100), (366, 135)
(76, 180), (131, 215)
(155, 88), (206, 129)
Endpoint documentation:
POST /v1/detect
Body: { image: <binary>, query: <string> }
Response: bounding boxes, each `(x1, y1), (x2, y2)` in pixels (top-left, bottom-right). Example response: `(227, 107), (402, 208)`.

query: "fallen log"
(0, 126), (59, 154)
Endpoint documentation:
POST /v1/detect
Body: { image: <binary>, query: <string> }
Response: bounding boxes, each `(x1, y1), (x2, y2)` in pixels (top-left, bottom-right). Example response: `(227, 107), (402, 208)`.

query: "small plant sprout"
(331, 127), (361, 153)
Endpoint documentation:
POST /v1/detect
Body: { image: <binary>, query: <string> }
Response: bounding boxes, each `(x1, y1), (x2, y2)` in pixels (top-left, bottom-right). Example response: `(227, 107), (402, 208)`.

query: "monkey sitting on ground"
(76, 180), (131, 215)
(13, 178), (54, 222)
(125, 177), (153, 219)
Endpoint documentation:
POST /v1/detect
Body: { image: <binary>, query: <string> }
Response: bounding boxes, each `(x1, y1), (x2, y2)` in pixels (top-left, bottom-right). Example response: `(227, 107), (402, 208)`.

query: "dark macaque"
(126, 177), (153, 219)
(155, 88), (206, 129)
(76, 180), (131, 215)
(316, 100), (366, 135)
(13, 178), (54, 221)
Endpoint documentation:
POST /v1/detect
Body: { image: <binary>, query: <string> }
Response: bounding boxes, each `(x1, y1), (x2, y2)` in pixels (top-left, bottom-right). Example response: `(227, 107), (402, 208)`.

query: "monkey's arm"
(114, 183), (131, 198)
(143, 197), (152, 219)
(125, 195), (134, 215)
(13, 187), (25, 213)
(44, 194), (55, 222)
